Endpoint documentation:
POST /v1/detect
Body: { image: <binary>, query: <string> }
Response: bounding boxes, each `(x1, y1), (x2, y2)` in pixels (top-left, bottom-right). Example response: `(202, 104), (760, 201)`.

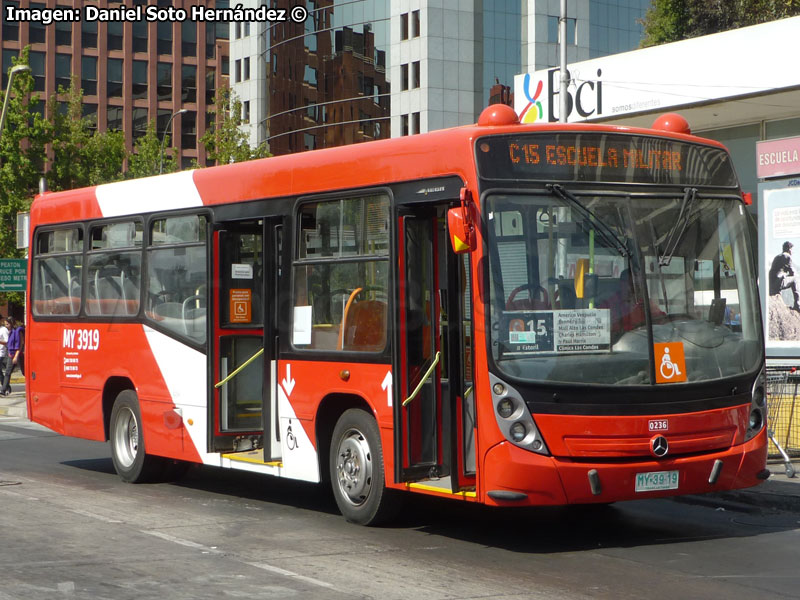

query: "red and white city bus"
(26, 106), (768, 525)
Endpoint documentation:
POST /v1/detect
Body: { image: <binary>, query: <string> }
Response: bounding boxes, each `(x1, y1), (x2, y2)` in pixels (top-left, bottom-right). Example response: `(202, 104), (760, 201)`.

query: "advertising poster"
(761, 184), (800, 353)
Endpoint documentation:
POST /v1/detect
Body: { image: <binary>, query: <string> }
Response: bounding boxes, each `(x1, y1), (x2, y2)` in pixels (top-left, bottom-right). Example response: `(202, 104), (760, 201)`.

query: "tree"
(48, 77), (126, 191)
(128, 119), (178, 179)
(0, 49), (50, 307)
(199, 86), (270, 165)
(641, 0), (800, 47)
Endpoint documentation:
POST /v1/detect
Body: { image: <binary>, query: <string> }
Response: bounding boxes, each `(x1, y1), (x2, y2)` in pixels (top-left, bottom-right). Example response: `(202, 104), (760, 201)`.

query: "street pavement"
(2, 380), (797, 513)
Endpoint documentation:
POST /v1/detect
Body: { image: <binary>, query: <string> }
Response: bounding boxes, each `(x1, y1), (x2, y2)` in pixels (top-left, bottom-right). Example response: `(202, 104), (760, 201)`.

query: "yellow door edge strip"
(406, 482), (477, 498)
(222, 452), (282, 467)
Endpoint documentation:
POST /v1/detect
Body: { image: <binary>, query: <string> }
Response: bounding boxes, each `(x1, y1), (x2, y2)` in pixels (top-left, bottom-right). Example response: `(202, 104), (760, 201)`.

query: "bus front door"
(397, 209), (474, 493)
(212, 219), (281, 461)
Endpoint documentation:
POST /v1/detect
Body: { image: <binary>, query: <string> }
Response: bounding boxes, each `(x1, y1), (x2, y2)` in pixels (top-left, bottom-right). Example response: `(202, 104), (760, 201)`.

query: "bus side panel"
(140, 326), (210, 466)
(60, 388), (105, 441)
(138, 397), (187, 461)
(27, 326), (65, 435)
(277, 360), (394, 478)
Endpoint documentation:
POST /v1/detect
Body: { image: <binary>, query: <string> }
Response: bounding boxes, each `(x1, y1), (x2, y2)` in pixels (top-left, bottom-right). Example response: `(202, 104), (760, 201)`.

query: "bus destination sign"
(476, 133), (738, 187)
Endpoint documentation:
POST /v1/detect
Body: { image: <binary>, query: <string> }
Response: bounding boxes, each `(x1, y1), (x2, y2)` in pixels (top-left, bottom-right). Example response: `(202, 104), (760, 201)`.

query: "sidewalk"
(0, 374), (27, 418)
(0, 384), (797, 512)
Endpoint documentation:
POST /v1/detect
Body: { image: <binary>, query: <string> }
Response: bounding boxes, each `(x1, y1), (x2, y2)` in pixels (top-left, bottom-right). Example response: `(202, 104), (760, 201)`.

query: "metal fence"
(766, 367), (800, 463)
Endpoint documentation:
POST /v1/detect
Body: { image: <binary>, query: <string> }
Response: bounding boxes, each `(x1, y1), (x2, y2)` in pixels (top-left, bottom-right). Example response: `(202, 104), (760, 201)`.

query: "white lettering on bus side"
(63, 328), (100, 351)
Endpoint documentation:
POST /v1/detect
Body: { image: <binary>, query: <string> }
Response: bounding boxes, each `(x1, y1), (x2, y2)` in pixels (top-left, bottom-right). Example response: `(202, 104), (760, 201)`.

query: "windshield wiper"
(659, 187), (697, 267)
(546, 183), (628, 257)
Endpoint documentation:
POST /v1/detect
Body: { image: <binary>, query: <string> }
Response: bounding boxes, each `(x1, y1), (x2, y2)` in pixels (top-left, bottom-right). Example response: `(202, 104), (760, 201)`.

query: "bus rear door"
(212, 218), (281, 461)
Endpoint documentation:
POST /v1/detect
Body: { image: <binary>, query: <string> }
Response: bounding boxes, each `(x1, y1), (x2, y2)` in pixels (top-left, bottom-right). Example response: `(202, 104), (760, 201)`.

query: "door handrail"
(402, 351), (441, 407)
(215, 347), (264, 388)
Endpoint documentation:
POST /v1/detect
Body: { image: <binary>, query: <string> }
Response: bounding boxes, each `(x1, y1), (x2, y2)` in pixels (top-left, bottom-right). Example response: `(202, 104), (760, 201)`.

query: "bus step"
(222, 449), (282, 467)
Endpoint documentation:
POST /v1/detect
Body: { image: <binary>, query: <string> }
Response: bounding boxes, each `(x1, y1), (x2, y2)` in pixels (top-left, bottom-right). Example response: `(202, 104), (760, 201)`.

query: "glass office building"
(230, 0), (651, 155)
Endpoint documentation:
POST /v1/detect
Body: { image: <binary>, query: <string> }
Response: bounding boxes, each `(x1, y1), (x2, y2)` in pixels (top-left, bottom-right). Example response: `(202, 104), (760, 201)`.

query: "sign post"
(0, 258), (27, 292)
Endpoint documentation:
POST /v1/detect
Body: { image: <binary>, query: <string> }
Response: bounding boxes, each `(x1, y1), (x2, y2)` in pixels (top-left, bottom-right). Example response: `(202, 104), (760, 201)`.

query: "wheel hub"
(336, 429), (373, 506)
(113, 407), (139, 468)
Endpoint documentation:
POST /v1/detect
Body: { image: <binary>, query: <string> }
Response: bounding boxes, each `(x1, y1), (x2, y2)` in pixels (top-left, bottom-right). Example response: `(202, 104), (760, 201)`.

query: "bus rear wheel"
(109, 390), (164, 483)
(329, 409), (400, 525)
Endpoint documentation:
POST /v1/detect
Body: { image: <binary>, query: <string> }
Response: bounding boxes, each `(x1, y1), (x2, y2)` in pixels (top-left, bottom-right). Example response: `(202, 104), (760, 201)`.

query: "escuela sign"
(757, 136), (800, 179)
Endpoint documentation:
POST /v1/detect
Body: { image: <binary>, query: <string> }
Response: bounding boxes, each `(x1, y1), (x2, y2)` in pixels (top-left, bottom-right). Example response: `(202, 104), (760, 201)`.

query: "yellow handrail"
(402, 351), (441, 407)
(214, 347), (264, 389)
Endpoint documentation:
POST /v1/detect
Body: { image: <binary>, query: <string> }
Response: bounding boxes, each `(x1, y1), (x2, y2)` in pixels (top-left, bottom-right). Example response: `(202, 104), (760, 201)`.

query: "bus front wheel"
(329, 409), (400, 525)
(109, 390), (163, 483)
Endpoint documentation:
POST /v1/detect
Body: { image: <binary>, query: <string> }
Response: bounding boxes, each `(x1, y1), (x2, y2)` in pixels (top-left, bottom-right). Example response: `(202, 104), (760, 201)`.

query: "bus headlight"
(748, 408), (763, 431)
(510, 422), (527, 442)
(745, 365), (766, 441)
(497, 398), (515, 418)
(490, 373), (549, 455)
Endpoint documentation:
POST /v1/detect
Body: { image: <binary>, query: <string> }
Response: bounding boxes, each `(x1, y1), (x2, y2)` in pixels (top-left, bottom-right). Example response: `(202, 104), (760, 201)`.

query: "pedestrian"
(768, 241), (800, 311)
(1, 317), (22, 395)
(0, 315), (8, 387)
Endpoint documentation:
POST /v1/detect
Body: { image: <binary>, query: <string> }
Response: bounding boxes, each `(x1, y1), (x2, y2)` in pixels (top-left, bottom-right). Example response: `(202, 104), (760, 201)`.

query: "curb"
(0, 406), (26, 418)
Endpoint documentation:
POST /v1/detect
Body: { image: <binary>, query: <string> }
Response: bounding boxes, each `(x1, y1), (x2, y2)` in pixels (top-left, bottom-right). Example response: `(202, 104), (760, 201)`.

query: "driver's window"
(292, 194), (390, 351)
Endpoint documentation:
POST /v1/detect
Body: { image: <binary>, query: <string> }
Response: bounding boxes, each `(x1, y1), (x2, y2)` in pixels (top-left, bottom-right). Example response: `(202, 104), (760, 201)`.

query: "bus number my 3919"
(63, 328), (100, 351)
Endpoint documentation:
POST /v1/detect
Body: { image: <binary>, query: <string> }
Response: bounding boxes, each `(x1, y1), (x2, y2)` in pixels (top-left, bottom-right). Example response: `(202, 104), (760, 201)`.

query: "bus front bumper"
(482, 428), (768, 507)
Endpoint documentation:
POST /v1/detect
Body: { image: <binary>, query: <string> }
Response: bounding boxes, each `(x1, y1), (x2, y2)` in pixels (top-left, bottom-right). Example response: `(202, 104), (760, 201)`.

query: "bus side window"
(86, 221), (142, 316)
(32, 228), (83, 317)
(145, 215), (208, 343)
(292, 195), (389, 352)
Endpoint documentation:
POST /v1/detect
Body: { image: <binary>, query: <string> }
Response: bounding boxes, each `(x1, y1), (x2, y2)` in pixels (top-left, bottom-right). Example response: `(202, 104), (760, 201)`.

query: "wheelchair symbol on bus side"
(286, 419), (298, 450)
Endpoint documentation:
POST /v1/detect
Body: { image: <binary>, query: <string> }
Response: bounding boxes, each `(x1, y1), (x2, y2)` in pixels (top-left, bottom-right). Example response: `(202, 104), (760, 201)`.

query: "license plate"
(635, 470), (679, 492)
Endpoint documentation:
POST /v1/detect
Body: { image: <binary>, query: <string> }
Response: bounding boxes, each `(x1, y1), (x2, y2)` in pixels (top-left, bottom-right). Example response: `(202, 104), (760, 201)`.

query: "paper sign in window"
(231, 263), (253, 279)
(293, 305), (312, 346)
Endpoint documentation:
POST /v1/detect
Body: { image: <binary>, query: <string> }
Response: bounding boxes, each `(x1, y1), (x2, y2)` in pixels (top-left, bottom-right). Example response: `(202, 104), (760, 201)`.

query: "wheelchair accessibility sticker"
(654, 342), (687, 384)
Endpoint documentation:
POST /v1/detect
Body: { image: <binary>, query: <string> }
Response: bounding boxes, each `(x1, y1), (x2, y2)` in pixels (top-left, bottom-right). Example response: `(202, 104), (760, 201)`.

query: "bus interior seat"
(69, 278), (82, 314)
(90, 268), (139, 315)
(556, 282), (577, 309)
(37, 260), (77, 315)
(342, 300), (387, 351)
(506, 285), (550, 311)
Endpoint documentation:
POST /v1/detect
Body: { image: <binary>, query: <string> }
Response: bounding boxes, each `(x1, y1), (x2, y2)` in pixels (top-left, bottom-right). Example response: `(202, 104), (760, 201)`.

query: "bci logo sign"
(547, 67), (604, 121)
(521, 68), (604, 123)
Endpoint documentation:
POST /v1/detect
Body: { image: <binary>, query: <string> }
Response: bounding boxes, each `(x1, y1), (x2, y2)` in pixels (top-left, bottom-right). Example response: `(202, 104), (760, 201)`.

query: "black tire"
(329, 408), (401, 525)
(109, 390), (164, 483)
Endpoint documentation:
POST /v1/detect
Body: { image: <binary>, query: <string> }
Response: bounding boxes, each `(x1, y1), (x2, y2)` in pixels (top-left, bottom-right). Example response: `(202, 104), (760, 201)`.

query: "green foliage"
(641, 0), (800, 46)
(200, 86), (270, 165)
(0, 49), (49, 305)
(48, 78), (126, 191)
(128, 119), (178, 179)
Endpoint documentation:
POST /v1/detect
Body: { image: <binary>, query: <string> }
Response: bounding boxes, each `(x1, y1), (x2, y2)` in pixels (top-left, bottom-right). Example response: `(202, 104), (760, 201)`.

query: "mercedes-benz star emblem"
(651, 435), (669, 458)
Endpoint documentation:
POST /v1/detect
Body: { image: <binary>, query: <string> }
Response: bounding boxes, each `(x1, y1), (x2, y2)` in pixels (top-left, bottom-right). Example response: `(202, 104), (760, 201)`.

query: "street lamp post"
(0, 64), (32, 140)
(159, 108), (188, 174)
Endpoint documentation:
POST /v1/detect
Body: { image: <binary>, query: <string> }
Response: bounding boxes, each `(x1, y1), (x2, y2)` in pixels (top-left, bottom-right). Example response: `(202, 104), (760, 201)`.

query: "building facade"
(1, 0), (231, 169)
(230, 0), (649, 155)
(513, 16), (800, 213)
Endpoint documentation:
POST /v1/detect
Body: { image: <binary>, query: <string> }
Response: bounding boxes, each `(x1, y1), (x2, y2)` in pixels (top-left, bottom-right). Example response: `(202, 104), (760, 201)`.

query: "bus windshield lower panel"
(487, 191), (762, 386)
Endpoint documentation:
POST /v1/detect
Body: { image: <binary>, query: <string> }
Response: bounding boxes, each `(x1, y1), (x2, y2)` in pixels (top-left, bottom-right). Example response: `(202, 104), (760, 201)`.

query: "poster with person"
(762, 185), (800, 350)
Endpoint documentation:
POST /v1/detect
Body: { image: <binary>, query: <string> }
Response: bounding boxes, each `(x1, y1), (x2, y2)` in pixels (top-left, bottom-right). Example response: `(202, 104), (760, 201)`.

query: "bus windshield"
(487, 190), (762, 386)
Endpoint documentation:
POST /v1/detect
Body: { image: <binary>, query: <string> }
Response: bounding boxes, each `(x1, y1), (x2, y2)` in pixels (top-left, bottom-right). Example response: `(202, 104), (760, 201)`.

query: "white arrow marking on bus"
(282, 363), (295, 396)
(381, 371), (392, 407)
